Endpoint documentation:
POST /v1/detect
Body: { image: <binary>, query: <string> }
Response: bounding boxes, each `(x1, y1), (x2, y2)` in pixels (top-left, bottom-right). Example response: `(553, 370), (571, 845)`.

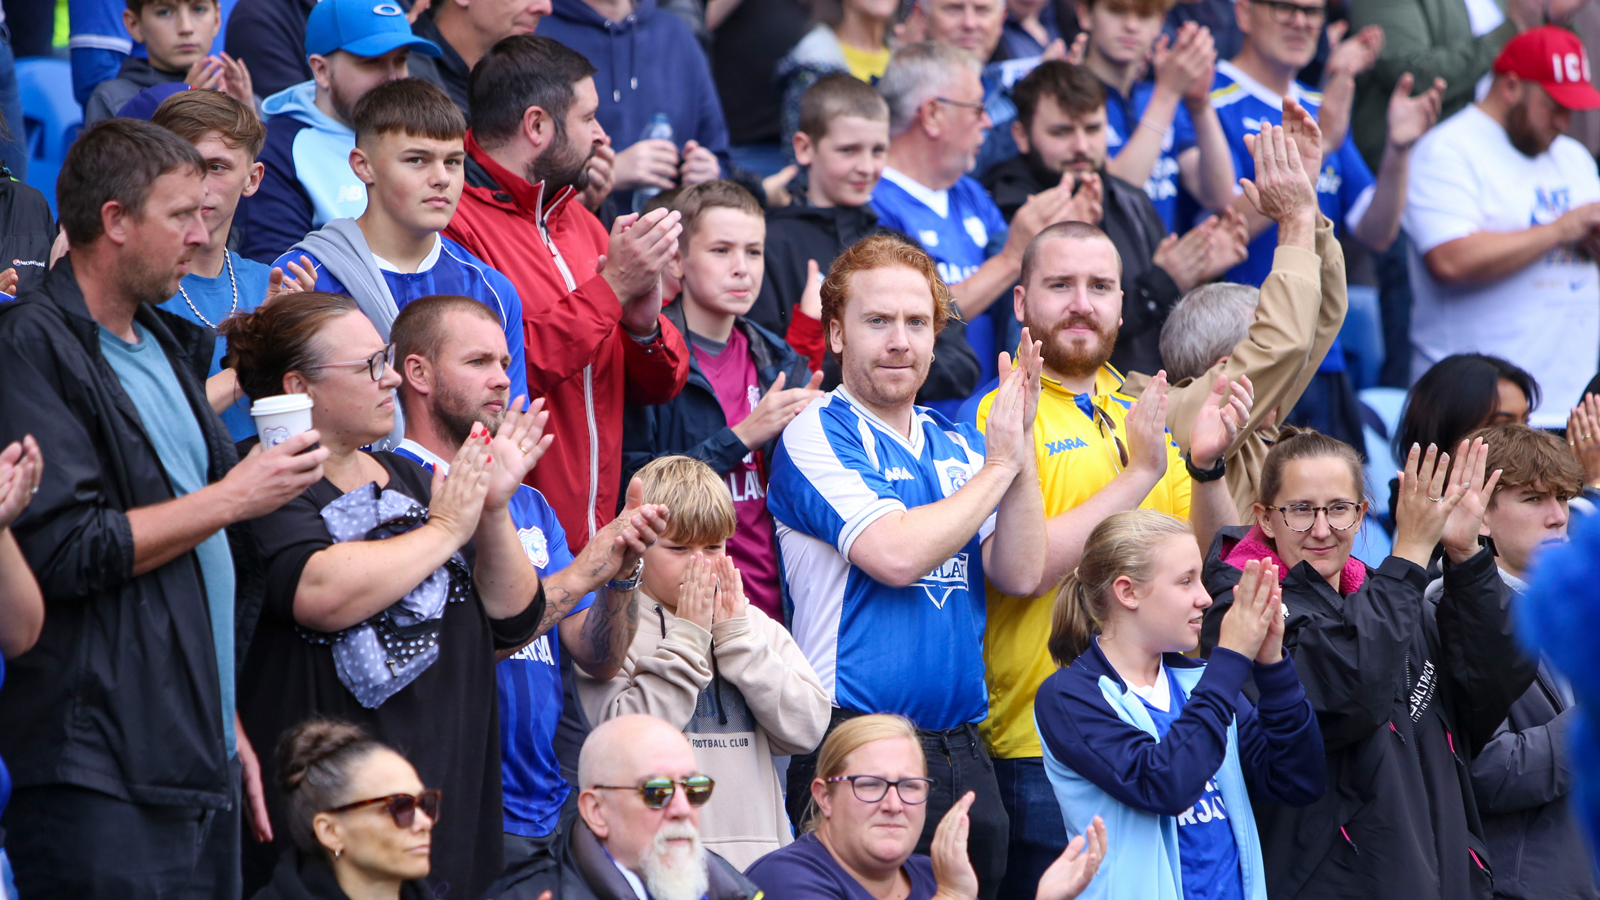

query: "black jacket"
(0, 258), (262, 809)
(250, 850), (433, 900)
(981, 155), (1182, 377)
(407, 11), (471, 116)
(753, 187), (981, 405)
(1470, 598), (1598, 900)
(622, 302), (811, 491)
(489, 815), (762, 900)
(0, 171), (54, 297)
(224, 0), (317, 98)
(1201, 527), (1537, 900)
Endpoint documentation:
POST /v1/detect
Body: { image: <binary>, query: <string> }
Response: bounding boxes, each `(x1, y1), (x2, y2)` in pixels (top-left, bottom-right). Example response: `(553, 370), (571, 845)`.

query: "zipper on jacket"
(585, 364), (599, 538)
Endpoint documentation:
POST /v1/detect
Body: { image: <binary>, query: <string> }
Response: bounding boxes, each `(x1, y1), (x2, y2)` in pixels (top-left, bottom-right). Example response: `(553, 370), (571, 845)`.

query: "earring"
(334, 848), (343, 859)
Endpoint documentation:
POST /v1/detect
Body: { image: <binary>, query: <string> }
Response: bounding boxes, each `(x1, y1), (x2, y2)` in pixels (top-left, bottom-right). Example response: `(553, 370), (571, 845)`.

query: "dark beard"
(1505, 99), (1552, 157)
(1022, 148), (1101, 193)
(1027, 310), (1116, 379)
(527, 120), (595, 193)
(127, 251), (188, 305)
(433, 382), (504, 447)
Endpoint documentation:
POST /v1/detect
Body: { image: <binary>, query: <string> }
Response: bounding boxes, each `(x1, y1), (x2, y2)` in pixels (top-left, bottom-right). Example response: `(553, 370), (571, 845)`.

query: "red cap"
(1494, 26), (1600, 110)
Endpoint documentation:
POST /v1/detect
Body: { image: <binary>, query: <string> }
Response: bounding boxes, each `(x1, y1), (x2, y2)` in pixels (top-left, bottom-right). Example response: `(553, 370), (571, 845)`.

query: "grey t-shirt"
(99, 321), (237, 756)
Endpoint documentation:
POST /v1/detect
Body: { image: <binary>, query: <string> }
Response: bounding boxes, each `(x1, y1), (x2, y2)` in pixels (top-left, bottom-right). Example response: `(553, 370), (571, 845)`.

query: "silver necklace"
(178, 251), (238, 328)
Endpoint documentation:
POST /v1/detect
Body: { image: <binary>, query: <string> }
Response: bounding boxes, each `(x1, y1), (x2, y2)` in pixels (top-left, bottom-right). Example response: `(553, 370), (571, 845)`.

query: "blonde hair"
(1048, 510), (1193, 666)
(805, 715), (924, 832)
(635, 456), (738, 545)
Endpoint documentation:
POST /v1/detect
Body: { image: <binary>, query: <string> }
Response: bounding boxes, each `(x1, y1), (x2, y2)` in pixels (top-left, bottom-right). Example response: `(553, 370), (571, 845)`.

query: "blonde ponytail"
(1047, 510), (1194, 666)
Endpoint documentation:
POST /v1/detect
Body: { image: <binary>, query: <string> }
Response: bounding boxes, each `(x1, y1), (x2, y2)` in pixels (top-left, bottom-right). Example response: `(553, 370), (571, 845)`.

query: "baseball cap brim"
(338, 32), (442, 59)
(1545, 79), (1600, 111)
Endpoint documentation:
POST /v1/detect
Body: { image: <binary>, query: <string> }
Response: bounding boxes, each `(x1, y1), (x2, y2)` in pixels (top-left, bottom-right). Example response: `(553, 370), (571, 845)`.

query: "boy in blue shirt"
(1077, 0), (1236, 231)
(388, 294), (664, 866)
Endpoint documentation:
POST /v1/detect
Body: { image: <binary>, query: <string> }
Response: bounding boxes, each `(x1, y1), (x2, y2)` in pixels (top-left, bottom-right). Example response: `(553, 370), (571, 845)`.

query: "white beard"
(638, 822), (709, 900)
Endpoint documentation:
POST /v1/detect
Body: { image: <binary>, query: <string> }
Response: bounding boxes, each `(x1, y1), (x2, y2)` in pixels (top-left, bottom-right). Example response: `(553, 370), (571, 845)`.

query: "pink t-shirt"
(693, 328), (783, 621)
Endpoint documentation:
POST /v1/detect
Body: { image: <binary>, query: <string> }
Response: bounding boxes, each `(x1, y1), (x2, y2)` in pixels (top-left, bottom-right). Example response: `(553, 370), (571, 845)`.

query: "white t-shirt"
(1403, 104), (1600, 426)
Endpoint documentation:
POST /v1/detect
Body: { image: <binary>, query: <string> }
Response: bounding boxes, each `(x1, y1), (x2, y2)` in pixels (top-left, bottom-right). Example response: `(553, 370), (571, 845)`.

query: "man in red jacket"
(447, 35), (689, 549)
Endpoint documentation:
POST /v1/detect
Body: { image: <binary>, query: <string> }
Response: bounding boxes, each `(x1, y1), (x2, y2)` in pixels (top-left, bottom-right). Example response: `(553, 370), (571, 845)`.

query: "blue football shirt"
(767, 388), (995, 730)
(160, 250), (272, 441)
(870, 169), (1013, 418)
(394, 440), (593, 837)
(1103, 79), (1198, 232)
(1139, 666), (1246, 900)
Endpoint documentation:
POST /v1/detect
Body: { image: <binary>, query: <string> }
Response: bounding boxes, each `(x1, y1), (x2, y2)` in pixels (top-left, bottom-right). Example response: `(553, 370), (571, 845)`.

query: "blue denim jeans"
(994, 756), (1068, 900)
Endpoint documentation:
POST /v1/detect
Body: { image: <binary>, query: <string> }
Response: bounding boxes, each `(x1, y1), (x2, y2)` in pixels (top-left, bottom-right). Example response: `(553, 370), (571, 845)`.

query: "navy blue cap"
(118, 83), (195, 120)
(304, 0), (441, 61)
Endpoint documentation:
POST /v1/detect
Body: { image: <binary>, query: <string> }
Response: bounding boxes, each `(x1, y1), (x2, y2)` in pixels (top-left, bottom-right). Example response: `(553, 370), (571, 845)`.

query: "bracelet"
(607, 559), (645, 592)
(1137, 119), (1167, 137)
(1185, 453), (1227, 483)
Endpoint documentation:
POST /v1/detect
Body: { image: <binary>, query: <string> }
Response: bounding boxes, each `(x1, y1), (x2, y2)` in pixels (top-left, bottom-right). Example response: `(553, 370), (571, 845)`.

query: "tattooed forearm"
(578, 586), (640, 671)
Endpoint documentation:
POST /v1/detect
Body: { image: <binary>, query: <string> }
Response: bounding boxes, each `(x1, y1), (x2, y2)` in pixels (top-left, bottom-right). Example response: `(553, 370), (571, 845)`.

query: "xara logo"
(1047, 437), (1089, 456)
(883, 466), (916, 481)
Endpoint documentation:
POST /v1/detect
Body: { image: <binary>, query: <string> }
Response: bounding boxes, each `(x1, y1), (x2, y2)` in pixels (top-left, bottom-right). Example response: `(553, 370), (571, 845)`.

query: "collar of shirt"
(879, 166), (951, 219)
(833, 385), (929, 456)
(610, 858), (650, 900)
(371, 233), (443, 274)
(1215, 59), (1317, 111)
(396, 438), (450, 473)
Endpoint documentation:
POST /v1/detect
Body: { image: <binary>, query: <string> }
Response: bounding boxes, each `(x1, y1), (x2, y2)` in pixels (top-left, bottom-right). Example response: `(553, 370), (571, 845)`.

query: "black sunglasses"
(325, 788), (442, 829)
(593, 775), (716, 809)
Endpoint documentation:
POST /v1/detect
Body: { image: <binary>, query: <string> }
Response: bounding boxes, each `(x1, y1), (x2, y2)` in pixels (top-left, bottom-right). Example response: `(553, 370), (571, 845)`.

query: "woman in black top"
(223, 293), (549, 899)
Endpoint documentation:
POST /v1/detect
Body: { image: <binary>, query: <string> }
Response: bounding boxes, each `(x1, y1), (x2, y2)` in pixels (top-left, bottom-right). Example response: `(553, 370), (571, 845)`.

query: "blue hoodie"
(238, 81), (368, 264)
(536, 0), (730, 197)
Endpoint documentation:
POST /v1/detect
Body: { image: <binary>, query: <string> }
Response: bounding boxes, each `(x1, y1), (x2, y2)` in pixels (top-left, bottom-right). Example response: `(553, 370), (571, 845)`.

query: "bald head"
(580, 715), (696, 790)
(1020, 220), (1120, 287)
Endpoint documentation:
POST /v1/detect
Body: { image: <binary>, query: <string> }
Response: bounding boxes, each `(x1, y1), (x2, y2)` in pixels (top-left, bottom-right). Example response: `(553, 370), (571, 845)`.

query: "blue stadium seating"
(17, 57), (82, 214)
(1340, 285), (1384, 391)
(1359, 386), (1408, 532)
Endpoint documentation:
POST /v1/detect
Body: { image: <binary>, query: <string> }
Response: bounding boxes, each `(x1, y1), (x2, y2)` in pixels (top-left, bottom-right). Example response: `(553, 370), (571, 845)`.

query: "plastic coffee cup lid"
(250, 393), (315, 416)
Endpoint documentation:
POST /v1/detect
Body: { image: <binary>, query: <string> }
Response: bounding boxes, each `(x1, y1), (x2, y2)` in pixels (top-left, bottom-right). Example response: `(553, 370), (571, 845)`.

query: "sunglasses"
(593, 775), (716, 809)
(1090, 403), (1131, 470)
(325, 788), (442, 829)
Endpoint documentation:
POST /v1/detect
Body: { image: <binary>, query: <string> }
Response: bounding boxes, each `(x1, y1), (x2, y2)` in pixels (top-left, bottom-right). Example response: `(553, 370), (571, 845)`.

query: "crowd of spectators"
(5, 0), (1600, 898)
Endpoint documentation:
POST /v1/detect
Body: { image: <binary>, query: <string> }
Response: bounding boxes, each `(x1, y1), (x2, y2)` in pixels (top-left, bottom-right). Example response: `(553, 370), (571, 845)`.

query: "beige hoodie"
(577, 593), (831, 871)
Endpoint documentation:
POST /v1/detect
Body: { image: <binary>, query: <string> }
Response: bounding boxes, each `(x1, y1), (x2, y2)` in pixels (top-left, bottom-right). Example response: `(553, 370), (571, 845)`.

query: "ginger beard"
(638, 821), (708, 900)
(1026, 306), (1117, 379)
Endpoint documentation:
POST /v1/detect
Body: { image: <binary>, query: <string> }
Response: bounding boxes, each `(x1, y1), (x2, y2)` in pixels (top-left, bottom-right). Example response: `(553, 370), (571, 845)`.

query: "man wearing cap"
(1405, 25), (1600, 426)
(235, 0), (440, 264)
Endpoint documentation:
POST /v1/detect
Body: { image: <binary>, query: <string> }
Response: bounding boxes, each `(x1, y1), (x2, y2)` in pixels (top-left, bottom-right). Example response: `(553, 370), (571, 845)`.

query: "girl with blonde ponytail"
(1034, 510), (1325, 900)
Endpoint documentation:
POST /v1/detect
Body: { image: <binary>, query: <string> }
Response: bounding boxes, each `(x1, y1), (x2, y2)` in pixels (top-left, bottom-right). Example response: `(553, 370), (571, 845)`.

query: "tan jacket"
(577, 595), (830, 871)
(1124, 214), (1346, 519)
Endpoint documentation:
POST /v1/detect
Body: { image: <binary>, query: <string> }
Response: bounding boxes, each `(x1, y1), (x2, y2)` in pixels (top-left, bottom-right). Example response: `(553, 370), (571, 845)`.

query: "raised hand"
(730, 369), (825, 450)
(0, 435), (43, 530)
(1439, 438), (1503, 564)
(1009, 326), (1045, 430)
(1124, 371), (1171, 477)
(1061, 171), (1103, 226)
(218, 52), (254, 109)
(712, 555), (748, 624)
(1386, 73), (1446, 151)
(185, 55), (226, 91)
(578, 477), (671, 586)
(1241, 123), (1316, 226)
(1063, 32), (1088, 65)
(982, 355), (1031, 475)
(1008, 171), (1080, 249)
(799, 258), (824, 321)
(679, 140), (721, 187)
(1568, 393), (1600, 487)
(1218, 558), (1280, 660)
(931, 792), (981, 900)
(1153, 218), (1218, 294)
(1152, 23), (1217, 105)
(1189, 373), (1253, 469)
(1281, 96), (1323, 189)
(1258, 575), (1286, 664)
(676, 552), (716, 630)
(266, 254), (317, 302)
(1035, 816), (1106, 900)
(612, 139), (680, 192)
(763, 164), (800, 208)
(1391, 442), (1467, 567)
(1322, 23), (1384, 81)
(485, 397), (554, 510)
(0, 267), (16, 297)
(580, 138), (617, 213)
(603, 208), (684, 330)
(427, 423), (494, 546)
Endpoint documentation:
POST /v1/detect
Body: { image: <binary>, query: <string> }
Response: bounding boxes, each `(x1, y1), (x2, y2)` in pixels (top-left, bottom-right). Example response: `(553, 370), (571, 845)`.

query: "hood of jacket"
(262, 80), (351, 136)
(1215, 523), (1368, 597)
(115, 55), (181, 89)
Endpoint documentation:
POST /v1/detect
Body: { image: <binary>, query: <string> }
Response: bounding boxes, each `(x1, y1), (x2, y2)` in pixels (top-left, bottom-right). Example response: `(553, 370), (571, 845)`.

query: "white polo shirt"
(1404, 104), (1600, 426)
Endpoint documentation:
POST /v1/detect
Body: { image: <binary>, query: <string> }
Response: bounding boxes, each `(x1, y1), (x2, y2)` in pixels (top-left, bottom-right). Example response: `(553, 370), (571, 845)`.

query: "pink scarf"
(1223, 525), (1367, 595)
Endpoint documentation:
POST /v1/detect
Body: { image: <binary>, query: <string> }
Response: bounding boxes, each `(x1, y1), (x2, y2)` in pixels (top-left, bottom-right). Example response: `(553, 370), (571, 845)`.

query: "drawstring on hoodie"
(656, 603), (728, 726)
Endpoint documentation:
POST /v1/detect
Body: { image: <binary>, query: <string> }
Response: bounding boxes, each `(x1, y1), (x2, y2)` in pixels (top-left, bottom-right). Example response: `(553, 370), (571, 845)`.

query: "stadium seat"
(1351, 514), (1394, 565)
(1340, 285), (1384, 391)
(1359, 386), (1408, 531)
(17, 57), (82, 214)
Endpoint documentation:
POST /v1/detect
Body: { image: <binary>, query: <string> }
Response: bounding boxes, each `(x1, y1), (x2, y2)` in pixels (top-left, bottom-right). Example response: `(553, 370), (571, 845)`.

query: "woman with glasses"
(747, 714), (1106, 900)
(252, 719), (437, 900)
(1199, 426), (1534, 900)
(221, 293), (549, 899)
(1034, 510), (1323, 900)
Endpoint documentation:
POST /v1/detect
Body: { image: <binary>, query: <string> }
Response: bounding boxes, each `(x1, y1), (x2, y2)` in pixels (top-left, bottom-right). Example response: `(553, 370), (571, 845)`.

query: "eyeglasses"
(304, 342), (396, 382)
(934, 96), (987, 113)
(325, 789), (442, 829)
(826, 775), (935, 804)
(1090, 403), (1131, 471)
(1250, 0), (1326, 25)
(593, 775), (716, 809)
(1266, 502), (1364, 532)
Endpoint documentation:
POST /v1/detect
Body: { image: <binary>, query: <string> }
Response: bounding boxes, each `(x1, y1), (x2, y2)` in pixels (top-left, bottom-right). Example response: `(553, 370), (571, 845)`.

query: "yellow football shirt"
(839, 42), (892, 83)
(975, 365), (1192, 759)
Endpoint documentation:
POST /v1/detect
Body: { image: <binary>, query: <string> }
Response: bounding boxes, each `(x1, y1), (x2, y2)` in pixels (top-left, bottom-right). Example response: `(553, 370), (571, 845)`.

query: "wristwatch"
(607, 559), (645, 592)
(1185, 453), (1227, 483)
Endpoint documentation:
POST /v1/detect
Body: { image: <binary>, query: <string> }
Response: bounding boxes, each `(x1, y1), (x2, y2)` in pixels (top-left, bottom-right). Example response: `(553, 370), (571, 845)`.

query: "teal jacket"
(1037, 642), (1324, 900)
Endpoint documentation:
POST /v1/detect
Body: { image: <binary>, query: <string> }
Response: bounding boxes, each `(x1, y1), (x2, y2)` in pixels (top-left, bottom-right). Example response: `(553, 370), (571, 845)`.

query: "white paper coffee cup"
(251, 393), (315, 448)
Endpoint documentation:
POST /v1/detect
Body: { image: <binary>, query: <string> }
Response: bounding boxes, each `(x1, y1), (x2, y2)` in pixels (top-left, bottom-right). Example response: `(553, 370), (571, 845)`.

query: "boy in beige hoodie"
(578, 455), (831, 870)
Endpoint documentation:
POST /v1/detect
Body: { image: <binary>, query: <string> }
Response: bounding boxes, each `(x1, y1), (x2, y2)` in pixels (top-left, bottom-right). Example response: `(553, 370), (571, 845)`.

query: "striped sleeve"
(768, 400), (908, 560)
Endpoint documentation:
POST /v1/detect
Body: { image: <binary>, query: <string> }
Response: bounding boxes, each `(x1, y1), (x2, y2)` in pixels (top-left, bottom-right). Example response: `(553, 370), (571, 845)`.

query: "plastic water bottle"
(631, 113), (675, 214)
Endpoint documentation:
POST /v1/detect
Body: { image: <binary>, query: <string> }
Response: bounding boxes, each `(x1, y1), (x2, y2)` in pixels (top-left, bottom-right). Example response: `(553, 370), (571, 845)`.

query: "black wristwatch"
(1185, 453), (1227, 483)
